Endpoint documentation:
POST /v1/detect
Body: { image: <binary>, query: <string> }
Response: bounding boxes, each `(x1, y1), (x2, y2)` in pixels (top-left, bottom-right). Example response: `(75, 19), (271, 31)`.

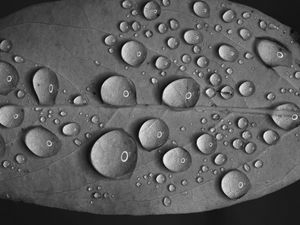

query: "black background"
(0, 0), (300, 225)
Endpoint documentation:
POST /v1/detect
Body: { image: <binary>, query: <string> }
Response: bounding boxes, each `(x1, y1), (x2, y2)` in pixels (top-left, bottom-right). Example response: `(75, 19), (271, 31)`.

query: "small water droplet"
(155, 56), (171, 70)
(196, 56), (209, 68)
(213, 153), (227, 166)
(183, 30), (203, 45)
(166, 37), (180, 49)
(238, 28), (252, 40)
(15, 153), (26, 164)
(220, 85), (234, 99)
(244, 142), (256, 154)
(104, 34), (117, 46)
(163, 147), (192, 172)
(169, 18), (180, 30)
(162, 196), (172, 207)
(209, 73), (222, 86)
(62, 122), (81, 136)
(232, 138), (244, 150)
(155, 173), (166, 184)
(263, 129), (279, 145)
(222, 9), (236, 23)
(193, 1), (210, 18)
(238, 81), (255, 97)
(196, 133), (217, 155)
(218, 44), (239, 62)
(253, 159), (263, 168)
(0, 39), (12, 52)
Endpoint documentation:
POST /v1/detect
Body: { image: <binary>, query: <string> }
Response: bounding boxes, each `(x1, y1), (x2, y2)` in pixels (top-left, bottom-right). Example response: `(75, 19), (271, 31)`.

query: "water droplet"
(0, 39), (12, 52)
(209, 73), (222, 86)
(155, 56), (171, 70)
(253, 159), (263, 168)
(181, 54), (192, 64)
(222, 9), (236, 23)
(0, 61), (19, 95)
(220, 85), (234, 99)
(131, 21), (141, 31)
(266, 92), (276, 101)
(163, 147), (192, 172)
(244, 142), (256, 154)
(13, 55), (25, 63)
(16, 89), (25, 99)
(155, 173), (166, 184)
(241, 130), (252, 140)
(167, 183), (176, 192)
(25, 126), (61, 158)
(205, 87), (216, 98)
(162, 196), (171, 207)
(0, 105), (24, 128)
(90, 130), (137, 178)
(271, 103), (300, 130)
(242, 11), (251, 19)
(62, 122), (81, 136)
(2, 160), (10, 168)
(221, 169), (250, 199)
(218, 44), (239, 62)
(238, 81), (255, 97)
(193, 1), (210, 18)
(101, 75), (136, 106)
(15, 153), (26, 164)
(196, 176), (204, 183)
(262, 129), (279, 145)
(183, 30), (203, 45)
(33, 67), (59, 106)
(214, 24), (222, 32)
(121, 0), (132, 9)
(259, 20), (267, 30)
(162, 78), (200, 108)
(196, 56), (209, 68)
(138, 118), (169, 150)
(196, 133), (217, 155)
(157, 23), (168, 34)
(121, 40), (147, 67)
(91, 115), (100, 124)
(255, 39), (291, 67)
(73, 95), (88, 105)
(213, 153), (227, 166)
(104, 34), (117, 46)
(169, 19), (180, 30)
(238, 28), (252, 40)
(166, 37), (180, 49)
(143, 1), (161, 20)
(119, 21), (130, 32)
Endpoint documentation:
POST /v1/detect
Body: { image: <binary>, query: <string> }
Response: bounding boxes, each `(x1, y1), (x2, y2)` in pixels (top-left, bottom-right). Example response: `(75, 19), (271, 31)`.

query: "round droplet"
(121, 0), (132, 9)
(33, 67), (59, 106)
(90, 130), (137, 178)
(196, 56), (209, 68)
(121, 40), (147, 67)
(218, 44), (239, 62)
(0, 61), (19, 95)
(205, 87), (216, 98)
(238, 81), (255, 97)
(271, 103), (300, 130)
(62, 122), (81, 136)
(196, 133), (217, 155)
(131, 21), (141, 31)
(15, 154), (26, 164)
(193, 1), (210, 18)
(143, 1), (161, 20)
(119, 21), (130, 32)
(101, 75), (136, 106)
(157, 23), (168, 34)
(155, 173), (166, 184)
(209, 73), (222, 86)
(162, 78), (200, 108)
(222, 9), (236, 23)
(0, 39), (12, 52)
(239, 28), (252, 40)
(220, 85), (234, 99)
(253, 159), (263, 168)
(25, 126), (61, 158)
(138, 118), (169, 150)
(104, 34), (117, 46)
(263, 130), (279, 145)
(183, 30), (203, 45)
(213, 153), (227, 166)
(73, 95), (88, 105)
(167, 183), (176, 192)
(166, 37), (180, 49)
(0, 105), (24, 128)
(162, 196), (171, 207)
(221, 169), (250, 199)
(244, 142), (256, 154)
(256, 39), (291, 67)
(163, 147), (192, 172)
(169, 19), (179, 30)
(155, 56), (171, 70)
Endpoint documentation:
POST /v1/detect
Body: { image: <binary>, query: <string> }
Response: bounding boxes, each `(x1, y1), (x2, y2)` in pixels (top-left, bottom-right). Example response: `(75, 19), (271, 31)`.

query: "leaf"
(0, 0), (300, 215)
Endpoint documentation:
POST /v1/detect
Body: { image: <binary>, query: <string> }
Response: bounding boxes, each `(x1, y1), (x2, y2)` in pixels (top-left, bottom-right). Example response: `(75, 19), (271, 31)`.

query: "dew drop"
(121, 40), (147, 67)
(193, 1), (210, 18)
(0, 39), (12, 52)
(232, 138), (244, 150)
(238, 81), (255, 97)
(0, 105), (24, 128)
(218, 44), (239, 62)
(253, 159), (263, 168)
(121, 0), (132, 9)
(143, 1), (161, 20)
(155, 173), (166, 184)
(167, 183), (176, 192)
(157, 23), (168, 34)
(183, 30), (203, 45)
(209, 73), (222, 86)
(238, 28), (252, 40)
(222, 9), (236, 23)
(163, 147), (192, 172)
(73, 95), (88, 105)
(220, 85), (234, 99)
(166, 37), (180, 49)
(271, 103), (300, 130)
(119, 21), (130, 32)
(138, 118), (169, 150)
(25, 126), (61, 158)
(196, 56), (209, 68)
(90, 130), (137, 179)
(101, 75), (136, 106)
(155, 56), (171, 70)
(169, 19), (180, 30)
(196, 133), (217, 155)
(104, 34), (117, 46)
(221, 169), (250, 199)
(15, 153), (26, 164)
(213, 153), (227, 166)
(33, 67), (59, 106)
(0, 61), (19, 95)
(162, 196), (171, 207)
(262, 129), (279, 145)
(62, 122), (81, 136)
(244, 142), (256, 154)
(162, 78), (200, 108)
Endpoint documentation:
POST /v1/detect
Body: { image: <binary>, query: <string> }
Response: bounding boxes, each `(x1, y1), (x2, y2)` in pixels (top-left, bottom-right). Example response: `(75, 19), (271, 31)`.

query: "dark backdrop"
(0, 0), (299, 225)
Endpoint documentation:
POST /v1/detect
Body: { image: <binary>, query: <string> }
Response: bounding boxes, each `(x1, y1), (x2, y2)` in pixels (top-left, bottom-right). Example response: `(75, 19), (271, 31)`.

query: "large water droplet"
(222, 9), (236, 23)
(255, 39), (292, 67)
(183, 30), (203, 45)
(163, 147), (191, 172)
(271, 103), (300, 130)
(121, 40), (147, 67)
(33, 67), (59, 106)
(218, 44), (239, 62)
(101, 75), (136, 106)
(62, 122), (81, 136)
(193, 1), (210, 18)
(196, 133), (217, 155)
(0, 105), (24, 128)
(162, 78), (200, 108)
(221, 169), (251, 199)
(238, 81), (255, 97)
(0, 61), (19, 95)
(90, 130), (137, 178)
(25, 126), (61, 158)
(143, 1), (161, 20)
(138, 118), (169, 150)
(262, 129), (279, 145)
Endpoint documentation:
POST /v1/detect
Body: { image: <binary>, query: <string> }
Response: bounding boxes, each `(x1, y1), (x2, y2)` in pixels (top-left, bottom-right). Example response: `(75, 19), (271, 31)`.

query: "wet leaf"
(0, 0), (300, 215)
